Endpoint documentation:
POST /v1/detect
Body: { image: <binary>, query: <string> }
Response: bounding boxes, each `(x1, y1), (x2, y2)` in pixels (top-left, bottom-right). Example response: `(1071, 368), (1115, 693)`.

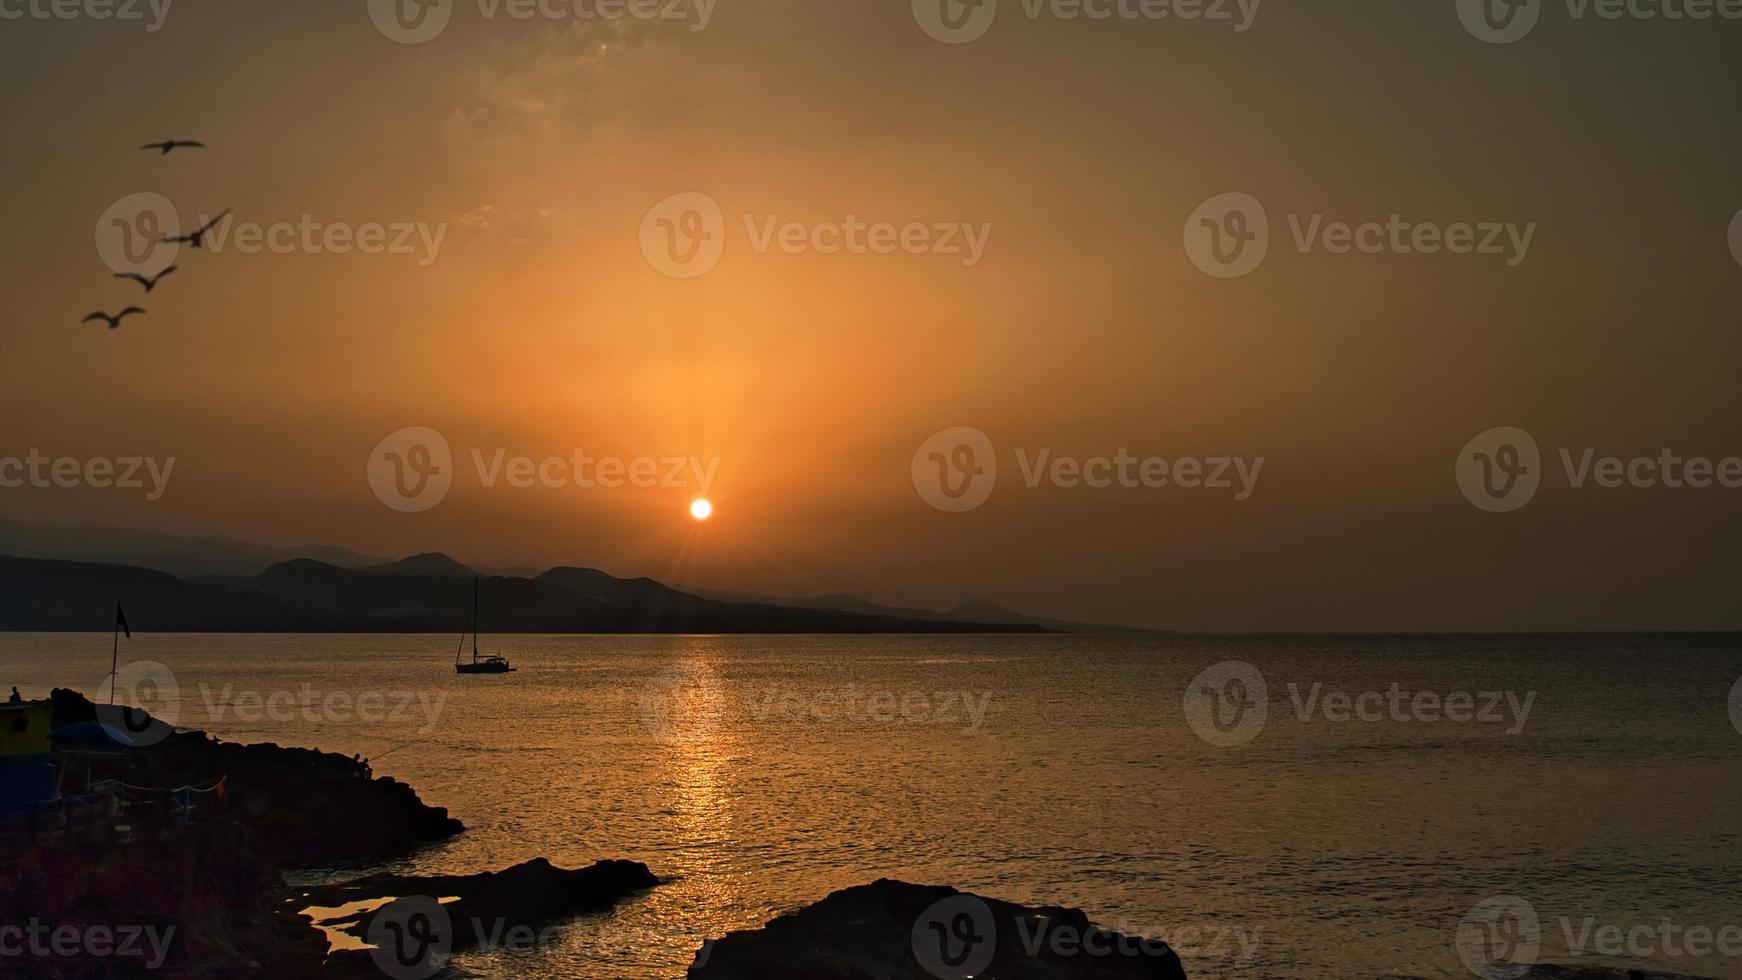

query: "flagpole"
(110, 599), (120, 705)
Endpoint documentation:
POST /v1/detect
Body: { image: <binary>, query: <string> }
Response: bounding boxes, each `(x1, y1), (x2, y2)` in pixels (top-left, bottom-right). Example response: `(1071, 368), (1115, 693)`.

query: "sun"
(689, 498), (713, 521)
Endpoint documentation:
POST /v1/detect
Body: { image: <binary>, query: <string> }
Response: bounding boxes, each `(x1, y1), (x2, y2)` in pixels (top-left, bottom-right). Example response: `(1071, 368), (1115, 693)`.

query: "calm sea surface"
(5, 633), (1742, 979)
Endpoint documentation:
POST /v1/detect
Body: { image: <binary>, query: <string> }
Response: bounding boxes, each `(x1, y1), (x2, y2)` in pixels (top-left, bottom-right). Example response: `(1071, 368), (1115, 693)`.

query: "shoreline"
(0, 689), (1723, 979)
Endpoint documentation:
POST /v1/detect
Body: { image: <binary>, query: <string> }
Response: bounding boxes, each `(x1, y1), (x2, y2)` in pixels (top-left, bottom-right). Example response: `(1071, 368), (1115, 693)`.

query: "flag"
(116, 604), (130, 639)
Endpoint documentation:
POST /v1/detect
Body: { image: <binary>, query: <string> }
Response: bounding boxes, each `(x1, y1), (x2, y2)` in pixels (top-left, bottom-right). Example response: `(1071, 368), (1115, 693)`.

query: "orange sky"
(2, 1), (1740, 630)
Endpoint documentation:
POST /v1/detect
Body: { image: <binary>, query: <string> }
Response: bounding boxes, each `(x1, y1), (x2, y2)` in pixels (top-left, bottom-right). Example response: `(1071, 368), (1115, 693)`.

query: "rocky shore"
(689, 879), (1188, 980)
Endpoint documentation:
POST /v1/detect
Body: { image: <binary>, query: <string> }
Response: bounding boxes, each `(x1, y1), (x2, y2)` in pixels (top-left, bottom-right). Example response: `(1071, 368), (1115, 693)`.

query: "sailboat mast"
(472, 578), (480, 662)
(456, 578), (474, 666)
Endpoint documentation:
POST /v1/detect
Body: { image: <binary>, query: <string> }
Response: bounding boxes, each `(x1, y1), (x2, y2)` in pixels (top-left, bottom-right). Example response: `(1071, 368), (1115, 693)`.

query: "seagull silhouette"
(82, 308), (146, 330)
(114, 266), (178, 293)
(140, 140), (206, 155)
(162, 209), (231, 249)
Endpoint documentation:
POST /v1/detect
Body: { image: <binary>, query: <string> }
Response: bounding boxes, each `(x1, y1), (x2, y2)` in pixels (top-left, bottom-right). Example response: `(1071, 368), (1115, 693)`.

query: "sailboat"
(455, 578), (515, 675)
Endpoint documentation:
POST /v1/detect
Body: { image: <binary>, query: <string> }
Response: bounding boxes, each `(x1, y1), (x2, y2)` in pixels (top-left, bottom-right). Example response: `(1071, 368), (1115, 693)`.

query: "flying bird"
(81, 308), (146, 330)
(162, 209), (231, 249)
(140, 140), (206, 155)
(114, 266), (178, 293)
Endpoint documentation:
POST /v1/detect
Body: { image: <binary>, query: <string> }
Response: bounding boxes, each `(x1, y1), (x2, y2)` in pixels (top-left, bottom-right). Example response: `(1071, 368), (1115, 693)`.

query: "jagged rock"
(47, 688), (464, 865)
(689, 879), (1188, 979)
(310, 858), (660, 975)
(310, 858), (659, 949)
(0, 691), (467, 978)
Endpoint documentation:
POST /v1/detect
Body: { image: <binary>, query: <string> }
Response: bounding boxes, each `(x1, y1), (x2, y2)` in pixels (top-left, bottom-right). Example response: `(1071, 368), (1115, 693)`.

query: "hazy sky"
(2, 0), (1739, 631)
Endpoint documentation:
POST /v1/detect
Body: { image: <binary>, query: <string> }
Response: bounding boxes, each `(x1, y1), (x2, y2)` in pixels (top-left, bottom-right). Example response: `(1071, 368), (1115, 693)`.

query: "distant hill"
(0, 518), (389, 579)
(0, 555), (1047, 635)
(360, 554), (479, 578)
(695, 589), (1156, 634)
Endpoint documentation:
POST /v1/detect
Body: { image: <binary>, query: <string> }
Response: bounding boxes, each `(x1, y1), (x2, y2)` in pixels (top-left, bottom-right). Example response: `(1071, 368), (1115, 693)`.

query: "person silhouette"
(8, 687), (21, 703)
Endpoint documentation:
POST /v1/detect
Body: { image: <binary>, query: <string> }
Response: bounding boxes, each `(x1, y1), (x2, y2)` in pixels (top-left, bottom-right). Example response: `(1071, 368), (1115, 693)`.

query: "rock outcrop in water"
(309, 858), (661, 973)
(688, 879), (1189, 979)
(0, 691), (464, 977)
(44, 688), (464, 865)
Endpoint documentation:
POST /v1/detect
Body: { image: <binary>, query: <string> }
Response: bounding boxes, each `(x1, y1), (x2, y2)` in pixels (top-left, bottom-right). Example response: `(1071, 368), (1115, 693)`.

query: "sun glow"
(690, 498), (713, 521)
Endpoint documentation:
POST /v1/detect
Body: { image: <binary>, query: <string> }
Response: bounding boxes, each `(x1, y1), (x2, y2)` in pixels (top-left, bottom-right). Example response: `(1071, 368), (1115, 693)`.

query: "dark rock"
(48, 688), (464, 866)
(310, 857), (659, 949)
(311, 858), (659, 975)
(689, 879), (1188, 980)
